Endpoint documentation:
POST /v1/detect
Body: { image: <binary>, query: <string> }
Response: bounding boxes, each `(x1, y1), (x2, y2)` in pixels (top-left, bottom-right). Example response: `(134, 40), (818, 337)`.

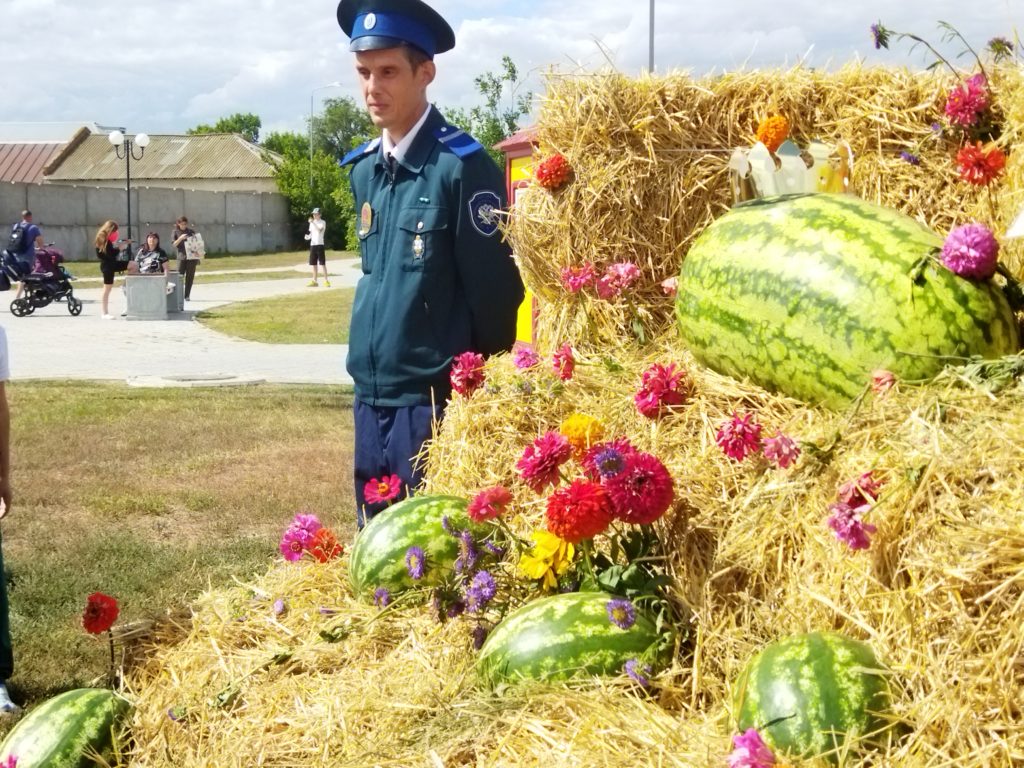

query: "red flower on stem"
(365, 474), (402, 505)
(956, 142), (1006, 185)
(450, 351), (486, 397)
(516, 431), (573, 493)
(634, 362), (692, 418)
(552, 343), (575, 381)
(535, 154), (572, 190)
(468, 485), (513, 522)
(308, 527), (344, 563)
(545, 479), (613, 543)
(82, 592), (120, 635)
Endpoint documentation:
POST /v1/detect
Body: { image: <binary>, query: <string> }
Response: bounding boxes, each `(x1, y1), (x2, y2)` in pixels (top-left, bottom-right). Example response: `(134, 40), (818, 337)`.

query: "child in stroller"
(3, 245), (82, 317)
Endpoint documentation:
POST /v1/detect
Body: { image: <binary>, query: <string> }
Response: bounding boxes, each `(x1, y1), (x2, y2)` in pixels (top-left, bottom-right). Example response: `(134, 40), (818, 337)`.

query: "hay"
(505, 65), (1024, 350)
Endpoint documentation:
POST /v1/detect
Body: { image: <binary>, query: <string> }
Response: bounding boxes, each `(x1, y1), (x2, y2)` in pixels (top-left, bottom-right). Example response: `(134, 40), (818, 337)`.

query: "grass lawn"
(2, 382), (355, 713)
(198, 288), (355, 344)
(65, 250), (357, 281)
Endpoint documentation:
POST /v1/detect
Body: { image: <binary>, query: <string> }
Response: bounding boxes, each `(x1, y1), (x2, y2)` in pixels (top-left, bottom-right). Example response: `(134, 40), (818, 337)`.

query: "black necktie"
(386, 152), (397, 183)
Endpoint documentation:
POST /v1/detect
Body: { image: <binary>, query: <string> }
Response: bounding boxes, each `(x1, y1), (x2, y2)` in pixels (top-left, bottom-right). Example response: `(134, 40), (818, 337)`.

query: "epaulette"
(433, 125), (484, 159)
(340, 137), (381, 167)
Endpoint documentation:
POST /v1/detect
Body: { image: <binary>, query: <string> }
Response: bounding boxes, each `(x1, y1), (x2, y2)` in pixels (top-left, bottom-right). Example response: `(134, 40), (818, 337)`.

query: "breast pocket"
(397, 206), (448, 272)
(357, 209), (379, 274)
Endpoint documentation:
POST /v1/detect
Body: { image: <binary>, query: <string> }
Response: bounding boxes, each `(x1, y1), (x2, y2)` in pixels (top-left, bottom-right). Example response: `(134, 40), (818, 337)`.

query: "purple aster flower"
(455, 530), (479, 573)
(467, 570), (497, 612)
(441, 515), (455, 535)
(512, 342), (541, 369)
(624, 658), (652, 686)
(870, 22), (891, 50)
(272, 599), (287, 616)
(941, 223), (999, 280)
(405, 546), (426, 580)
(988, 36), (1014, 61)
(930, 122), (943, 134)
(516, 378), (535, 395)
(318, 606), (340, 616)
(484, 540), (506, 558)
(606, 598), (636, 630)
(899, 151), (920, 166)
(446, 599), (466, 618)
(471, 625), (489, 650)
(373, 587), (391, 608)
(167, 705), (187, 722)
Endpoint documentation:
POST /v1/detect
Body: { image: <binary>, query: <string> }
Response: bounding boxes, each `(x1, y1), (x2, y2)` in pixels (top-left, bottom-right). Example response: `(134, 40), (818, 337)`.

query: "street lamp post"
(108, 130), (150, 242)
(310, 82), (342, 190)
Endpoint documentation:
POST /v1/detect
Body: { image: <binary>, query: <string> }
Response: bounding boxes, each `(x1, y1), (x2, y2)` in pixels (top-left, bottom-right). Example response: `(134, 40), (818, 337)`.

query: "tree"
(263, 131), (308, 157)
(312, 96), (375, 162)
(442, 56), (532, 165)
(270, 149), (353, 250)
(188, 112), (262, 143)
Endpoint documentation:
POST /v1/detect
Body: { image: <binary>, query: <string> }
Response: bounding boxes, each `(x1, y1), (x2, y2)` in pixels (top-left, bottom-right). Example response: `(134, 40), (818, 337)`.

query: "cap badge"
(363, 12), (376, 30)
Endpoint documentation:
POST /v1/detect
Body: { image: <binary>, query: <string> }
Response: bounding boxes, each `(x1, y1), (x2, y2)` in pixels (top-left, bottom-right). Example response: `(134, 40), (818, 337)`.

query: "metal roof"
(0, 143), (64, 183)
(45, 134), (280, 182)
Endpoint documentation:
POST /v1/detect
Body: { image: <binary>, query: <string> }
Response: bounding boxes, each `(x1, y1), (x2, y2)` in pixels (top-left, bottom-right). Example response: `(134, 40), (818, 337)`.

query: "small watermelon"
(733, 631), (892, 762)
(477, 591), (669, 686)
(349, 494), (481, 599)
(676, 193), (1019, 408)
(0, 687), (132, 768)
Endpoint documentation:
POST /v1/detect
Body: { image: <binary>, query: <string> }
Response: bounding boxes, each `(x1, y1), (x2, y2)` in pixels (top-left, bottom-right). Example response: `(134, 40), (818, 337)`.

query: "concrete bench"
(125, 274), (172, 320)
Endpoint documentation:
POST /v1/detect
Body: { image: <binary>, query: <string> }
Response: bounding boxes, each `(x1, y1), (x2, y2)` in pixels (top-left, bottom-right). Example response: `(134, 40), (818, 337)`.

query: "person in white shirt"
(305, 208), (329, 287)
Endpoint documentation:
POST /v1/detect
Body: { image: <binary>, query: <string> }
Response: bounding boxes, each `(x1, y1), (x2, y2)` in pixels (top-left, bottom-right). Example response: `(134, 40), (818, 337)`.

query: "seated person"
(31, 248), (63, 276)
(134, 232), (169, 276)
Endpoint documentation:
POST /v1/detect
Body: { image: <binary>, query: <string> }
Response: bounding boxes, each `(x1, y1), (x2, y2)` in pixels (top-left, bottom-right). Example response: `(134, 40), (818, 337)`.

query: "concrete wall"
(0, 182), (291, 260)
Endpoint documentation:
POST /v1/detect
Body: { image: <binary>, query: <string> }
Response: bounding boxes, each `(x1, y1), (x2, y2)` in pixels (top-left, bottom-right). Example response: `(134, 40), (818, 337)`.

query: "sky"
(1, 0), (1021, 140)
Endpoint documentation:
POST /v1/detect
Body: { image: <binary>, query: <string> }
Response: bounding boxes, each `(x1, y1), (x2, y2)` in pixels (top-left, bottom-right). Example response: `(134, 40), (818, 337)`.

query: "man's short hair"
(400, 44), (431, 70)
(20, 210), (31, 219)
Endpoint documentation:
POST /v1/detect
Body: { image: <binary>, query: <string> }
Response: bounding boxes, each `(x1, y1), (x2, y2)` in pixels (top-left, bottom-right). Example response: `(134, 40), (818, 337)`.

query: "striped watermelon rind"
(676, 193), (1019, 408)
(349, 494), (482, 599)
(477, 591), (670, 686)
(732, 631), (892, 762)
(0, 687), (132, 768)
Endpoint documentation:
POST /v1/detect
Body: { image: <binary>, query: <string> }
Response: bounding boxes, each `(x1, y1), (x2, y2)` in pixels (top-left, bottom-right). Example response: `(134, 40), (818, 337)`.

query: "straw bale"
(505, 66), (1024, 351)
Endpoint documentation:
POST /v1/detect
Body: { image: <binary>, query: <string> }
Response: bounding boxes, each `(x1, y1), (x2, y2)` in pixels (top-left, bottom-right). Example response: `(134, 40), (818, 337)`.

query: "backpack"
(6, 223), (27, 255)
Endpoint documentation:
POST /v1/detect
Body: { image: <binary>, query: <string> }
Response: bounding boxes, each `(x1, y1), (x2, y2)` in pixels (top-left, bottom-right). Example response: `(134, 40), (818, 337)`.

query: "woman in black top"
(134, 232), (169, 276)
(171, 216), (197, 301)
(93, 220), (131, 319)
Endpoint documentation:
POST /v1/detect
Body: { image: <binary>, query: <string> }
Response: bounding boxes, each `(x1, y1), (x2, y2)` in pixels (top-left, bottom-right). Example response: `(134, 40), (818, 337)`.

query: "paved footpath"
(0, 261), (360, 385)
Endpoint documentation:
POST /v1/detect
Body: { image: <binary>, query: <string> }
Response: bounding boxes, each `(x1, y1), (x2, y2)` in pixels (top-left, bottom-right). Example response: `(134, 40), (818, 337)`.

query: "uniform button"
(440, 127), (447, 132)
(417, 222), (424, 230)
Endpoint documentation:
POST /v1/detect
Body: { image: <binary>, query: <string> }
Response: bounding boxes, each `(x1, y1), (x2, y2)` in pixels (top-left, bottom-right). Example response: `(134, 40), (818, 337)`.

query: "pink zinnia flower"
(871, 369), (896, 395)
(450, 350), (486, 397)
(280, 527), (312, 561)
(634, 362), (691, 418)
(595, 261), (641, 300)
(716, 412), (763, 462)
(827, 502), (877, 551)
(552, 343), (575, 381)
(945, 73), (989, 127)
(512, 342), (540, 369)
(516, 431), (573, 493)
(941, 223), (1000, 280)
(837, 471), (884, 507)
(603, 451), (674, 525)
(468, 485), (513, 522)
(762, 431), (800, 469)
(365, 474), (402, 505)
(727, 728), (775, 768)
(660, 276), (678, 297)
(291, 513), (322, 536)
(560, 263), (596, 293)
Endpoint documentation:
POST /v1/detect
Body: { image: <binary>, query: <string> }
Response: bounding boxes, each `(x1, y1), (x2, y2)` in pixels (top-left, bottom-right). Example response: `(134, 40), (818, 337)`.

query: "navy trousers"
(353, 399), (443, 528)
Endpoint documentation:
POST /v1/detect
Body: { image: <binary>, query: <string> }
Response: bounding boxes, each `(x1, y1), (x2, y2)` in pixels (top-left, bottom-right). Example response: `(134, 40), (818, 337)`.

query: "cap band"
(351, 11), (435, 56)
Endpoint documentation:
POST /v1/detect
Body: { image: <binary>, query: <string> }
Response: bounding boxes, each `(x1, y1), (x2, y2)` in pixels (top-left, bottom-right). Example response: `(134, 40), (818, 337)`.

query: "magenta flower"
(581, 438), (639, 480)
(837, 470), (884, 507)
(516, 431), (573, 493)
(941, 223), (999, 280)
(762, 431), (800, 469)
(945, 73), (989, 127)
(634, 362), (691, 418)
(552, 343), (575, 381)
(450, 350), (486, 397)
(872, 369), (896, 395)
(512, 342), (540, 369)
(603, 451), (675, 525)
(827, 502), (878, 551)
(716, 412), (763, 461)
(728, 728), (775, 768)
(468, 485), (513, 522)
(279, 512), (322, 561)
(560, 263), (596, 293)
(595, 261), (641, 300)
(365, 474), (402, 505)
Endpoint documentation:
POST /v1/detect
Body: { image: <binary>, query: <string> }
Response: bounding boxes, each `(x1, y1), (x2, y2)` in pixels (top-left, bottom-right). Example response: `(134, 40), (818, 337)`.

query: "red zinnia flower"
(552, 343), (575, 381)
(82, 592), (120, 635)
(308, 527), (344, 563)
(836, 471), (884, 507)
(516, 431), (573, 493)
(603, 452), (675, 525)
(761, 431), (801, 469)
(535, 154), (572, 190)
(634, 362), (692, 418)
(450, 350), (486, 397)
(956, 142), (1006, 186)
(716, 412), (763, 461)
(545, 479), (613, 543)
(365, 474), (402, 505)
(468, 485), (513, 522)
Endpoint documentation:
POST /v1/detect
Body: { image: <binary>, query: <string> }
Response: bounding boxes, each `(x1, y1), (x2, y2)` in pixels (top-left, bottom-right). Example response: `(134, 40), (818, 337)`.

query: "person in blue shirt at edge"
(11, 211), (43, 301)
(337, 0), (525, 528)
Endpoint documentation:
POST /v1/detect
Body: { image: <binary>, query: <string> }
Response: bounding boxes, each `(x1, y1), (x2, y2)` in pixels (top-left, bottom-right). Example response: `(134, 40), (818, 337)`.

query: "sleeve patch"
(468, 190), (501, 237)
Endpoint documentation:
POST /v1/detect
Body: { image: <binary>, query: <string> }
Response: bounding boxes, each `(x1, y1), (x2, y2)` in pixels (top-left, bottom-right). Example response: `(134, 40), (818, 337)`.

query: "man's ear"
(418, 59), (436, 88)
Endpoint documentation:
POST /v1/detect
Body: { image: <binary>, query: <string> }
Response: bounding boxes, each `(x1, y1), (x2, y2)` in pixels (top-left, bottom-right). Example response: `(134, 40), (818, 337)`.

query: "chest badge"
(359, 202), (372, 237)
(412, 235), (425, 259)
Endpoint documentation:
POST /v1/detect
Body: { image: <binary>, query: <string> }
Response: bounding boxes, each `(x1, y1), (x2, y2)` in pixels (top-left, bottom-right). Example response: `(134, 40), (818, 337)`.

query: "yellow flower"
(559, 413), (605, 457)
(755, 115), (790, 153)
(517, 530), (575, 590)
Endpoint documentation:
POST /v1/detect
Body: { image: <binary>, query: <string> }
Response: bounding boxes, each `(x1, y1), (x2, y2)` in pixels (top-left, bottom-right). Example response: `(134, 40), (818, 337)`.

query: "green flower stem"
(495, 517), (527, 556)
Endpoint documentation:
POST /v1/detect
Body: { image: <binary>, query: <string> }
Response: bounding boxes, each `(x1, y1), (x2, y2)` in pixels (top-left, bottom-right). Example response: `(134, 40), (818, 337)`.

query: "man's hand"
(0, 480), (12, 520)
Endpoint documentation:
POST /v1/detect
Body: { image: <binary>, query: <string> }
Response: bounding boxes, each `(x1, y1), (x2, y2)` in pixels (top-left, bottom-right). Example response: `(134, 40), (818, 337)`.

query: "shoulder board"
(340, 137), (381, 167)
(433, 126), (484, 159)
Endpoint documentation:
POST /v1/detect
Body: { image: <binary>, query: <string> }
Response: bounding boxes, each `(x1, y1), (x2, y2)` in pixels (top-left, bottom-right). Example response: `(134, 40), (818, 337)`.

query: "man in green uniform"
(337, 0), (525, 526)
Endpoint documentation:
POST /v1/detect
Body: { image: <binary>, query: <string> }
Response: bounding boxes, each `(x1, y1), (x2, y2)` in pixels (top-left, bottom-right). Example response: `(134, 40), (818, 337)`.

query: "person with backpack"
(7, 211), (43, 300)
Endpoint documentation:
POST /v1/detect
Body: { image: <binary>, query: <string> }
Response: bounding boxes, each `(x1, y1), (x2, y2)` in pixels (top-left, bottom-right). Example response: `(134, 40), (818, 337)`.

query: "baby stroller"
(2, 245), (82, 317)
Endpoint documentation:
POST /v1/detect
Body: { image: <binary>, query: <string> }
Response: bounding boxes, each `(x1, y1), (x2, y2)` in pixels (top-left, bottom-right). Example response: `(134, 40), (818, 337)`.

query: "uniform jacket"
(342, 106), (524, 407)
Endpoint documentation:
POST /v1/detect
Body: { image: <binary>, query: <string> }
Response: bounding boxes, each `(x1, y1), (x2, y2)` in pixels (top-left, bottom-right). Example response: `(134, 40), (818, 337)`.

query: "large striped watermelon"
(349, 494), (480, 599)
(676, 193), (1019, 408)
(732, 632), (892, 762)
(0, 688), (131, 767)
(477, 591), (669, 686)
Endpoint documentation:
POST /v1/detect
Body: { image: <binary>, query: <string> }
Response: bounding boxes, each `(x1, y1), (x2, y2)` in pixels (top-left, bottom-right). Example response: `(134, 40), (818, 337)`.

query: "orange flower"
(755, 115), (790, 153)
(309, 527), (343, 563)
(535, 154), (572, 190)
(956, 142), (1006, 185)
